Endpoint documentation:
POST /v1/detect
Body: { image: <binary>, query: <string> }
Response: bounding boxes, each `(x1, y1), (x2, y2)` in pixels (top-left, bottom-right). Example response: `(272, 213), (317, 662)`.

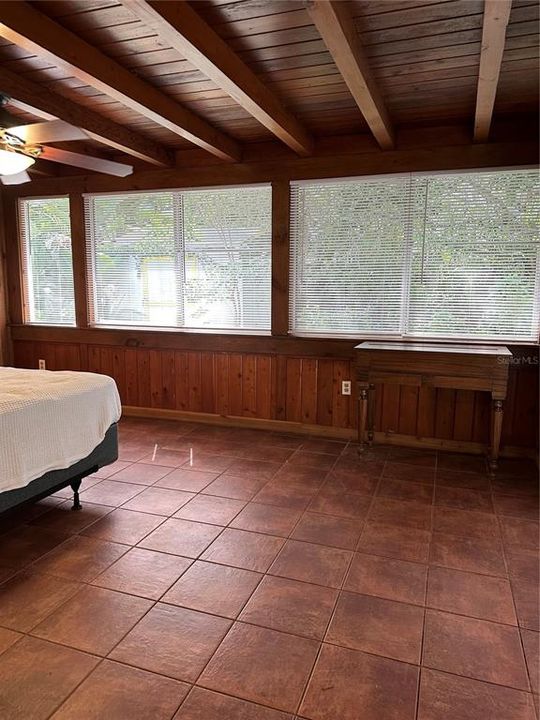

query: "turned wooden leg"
(489, 398), (504, 473)
(358, 386), (369, 452)
(367, 383), (375, 445)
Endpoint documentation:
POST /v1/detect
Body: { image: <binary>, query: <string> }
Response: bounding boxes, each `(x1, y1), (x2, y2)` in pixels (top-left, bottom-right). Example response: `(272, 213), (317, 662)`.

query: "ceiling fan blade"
(39, 147), (133, 177)
(1, 170), (31, 185)
(7, 120), (89, 144)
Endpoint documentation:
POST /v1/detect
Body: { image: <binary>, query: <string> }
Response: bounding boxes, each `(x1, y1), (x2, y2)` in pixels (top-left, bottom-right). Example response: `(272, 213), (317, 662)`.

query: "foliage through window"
(19, 196), (75, 325)
(290, 170), (540, 342)
(84, 186), (272, 331)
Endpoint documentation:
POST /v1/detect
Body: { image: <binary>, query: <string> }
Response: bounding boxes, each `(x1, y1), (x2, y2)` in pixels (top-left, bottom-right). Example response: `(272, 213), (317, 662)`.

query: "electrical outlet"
(341, 380), (352, 395)
(38, 359), (46, 370)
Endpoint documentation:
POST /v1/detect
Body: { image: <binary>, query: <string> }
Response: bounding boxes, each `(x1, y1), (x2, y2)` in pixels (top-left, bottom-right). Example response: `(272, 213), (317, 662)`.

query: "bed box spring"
(0, 423), (118, 515)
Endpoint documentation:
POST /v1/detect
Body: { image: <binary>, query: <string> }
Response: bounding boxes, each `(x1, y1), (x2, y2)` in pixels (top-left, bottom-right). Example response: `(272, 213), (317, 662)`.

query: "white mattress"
(0, 367), (122, 493)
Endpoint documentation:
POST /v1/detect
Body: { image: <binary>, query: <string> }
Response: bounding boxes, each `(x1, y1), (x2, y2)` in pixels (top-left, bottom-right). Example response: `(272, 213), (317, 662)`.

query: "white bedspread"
(0, 367), (121, 493)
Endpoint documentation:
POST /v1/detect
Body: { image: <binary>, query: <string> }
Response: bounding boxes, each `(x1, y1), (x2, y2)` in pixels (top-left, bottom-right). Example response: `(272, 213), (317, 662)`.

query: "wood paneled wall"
(12, 339), (538, 451)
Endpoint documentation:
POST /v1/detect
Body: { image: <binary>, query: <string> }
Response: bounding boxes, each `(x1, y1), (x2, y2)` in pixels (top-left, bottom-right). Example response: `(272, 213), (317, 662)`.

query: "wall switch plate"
(341, 380), (352, 395)
(38, 359), (46, 370)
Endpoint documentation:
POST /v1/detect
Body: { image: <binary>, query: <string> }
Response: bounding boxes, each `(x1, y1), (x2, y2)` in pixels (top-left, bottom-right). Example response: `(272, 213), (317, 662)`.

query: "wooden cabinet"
(354, 342), (512, 471)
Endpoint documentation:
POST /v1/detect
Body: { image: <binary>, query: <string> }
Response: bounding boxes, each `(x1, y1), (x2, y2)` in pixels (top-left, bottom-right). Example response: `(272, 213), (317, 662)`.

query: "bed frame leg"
(70, 478), (82, 511)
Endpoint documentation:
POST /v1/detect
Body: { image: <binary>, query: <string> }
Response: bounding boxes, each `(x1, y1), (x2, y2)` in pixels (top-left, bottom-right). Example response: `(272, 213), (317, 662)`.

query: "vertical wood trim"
(69, 193), (89, 328)
(3, 196), (23, 325)
(271, 179), (290, 336)
(0, 196), (11, 364)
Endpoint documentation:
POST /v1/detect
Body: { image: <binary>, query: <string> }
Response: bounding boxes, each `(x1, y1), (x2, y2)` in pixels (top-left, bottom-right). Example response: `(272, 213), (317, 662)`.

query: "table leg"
(489, 398), (504, 473)
(367, 383), (375, 445)
(358, 385), (369, 452)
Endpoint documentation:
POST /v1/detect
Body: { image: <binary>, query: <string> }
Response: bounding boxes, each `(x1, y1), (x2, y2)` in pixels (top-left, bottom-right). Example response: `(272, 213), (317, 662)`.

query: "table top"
(354, 342), (512, 356)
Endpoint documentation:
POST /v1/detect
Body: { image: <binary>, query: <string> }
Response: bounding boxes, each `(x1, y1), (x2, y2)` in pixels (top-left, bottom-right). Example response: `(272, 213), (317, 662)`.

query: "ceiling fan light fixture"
(0, 148), (35, 176)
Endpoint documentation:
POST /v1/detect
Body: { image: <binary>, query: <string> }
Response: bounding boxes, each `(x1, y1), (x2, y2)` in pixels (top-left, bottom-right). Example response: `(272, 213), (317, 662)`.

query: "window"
(290, 169), (540, 342)
(19, 196), (75, 325)
(84, 185), (272, 331)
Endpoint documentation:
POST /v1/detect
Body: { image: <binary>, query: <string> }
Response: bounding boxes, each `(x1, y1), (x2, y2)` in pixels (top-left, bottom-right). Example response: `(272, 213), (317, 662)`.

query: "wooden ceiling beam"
(306, 0), (394, 150)
(474, 0), (513, 142)
(0, 1), (241, 162)
(0, 66), (173, 167)
(122, 0), (313, 156)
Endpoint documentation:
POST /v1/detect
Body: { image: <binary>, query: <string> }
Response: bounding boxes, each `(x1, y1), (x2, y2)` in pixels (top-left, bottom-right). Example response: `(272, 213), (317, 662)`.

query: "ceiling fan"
(0, 94), (133, 185)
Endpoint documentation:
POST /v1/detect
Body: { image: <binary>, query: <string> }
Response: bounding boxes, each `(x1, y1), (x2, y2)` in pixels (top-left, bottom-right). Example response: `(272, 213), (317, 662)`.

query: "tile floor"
(0, 417), (538, 720)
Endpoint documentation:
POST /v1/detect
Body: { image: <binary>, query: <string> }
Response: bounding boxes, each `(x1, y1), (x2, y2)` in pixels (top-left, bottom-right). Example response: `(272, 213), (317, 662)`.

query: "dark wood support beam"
(271, 180), (290, 336)
(474, 0), (513, 142)
(0, 67), (173, 167)
(69, 194), (89, 329)
(123, 0), (313, 156)
(306, 0), (394, 150)
(0, 1), (241, 162)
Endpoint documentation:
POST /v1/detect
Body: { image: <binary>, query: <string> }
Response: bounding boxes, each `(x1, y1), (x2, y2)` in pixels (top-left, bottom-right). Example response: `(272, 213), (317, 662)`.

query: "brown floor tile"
(427, 566), (517, 624)
(521, 630), (540, 694)
(506, 548), (539, 583)
(383, 461), (435, 485)
(80, 480), (145, 507)
(198, 622), (319, 713)
(418, 667), (537, 720)
(492, 475), (539, 498)
(230, 503), (302, 537)
(423, 609), (530, 690)
(358, 522), (431, 563)
(501, 517), (540, 551)
(345, 552), (427, 605)
(32, 535), (128, 582)
(32, 585), (152, 655)
(122, 487), (195, 516)
(181, 452), (235, 473)
(438, 452), (487, 474)
(201, 528), (285, 572)
(138, 518), (222, 558)
(434, 486), (494, 512)
(323, 469), (380, 496)
(291, 512), (363, 550)
(430, 532), (507, 576)
(239, 445), (295, 464)
(0, 571), (80, 632)
(253, 482), (315, 511)
(93, 547), (192, 599)
(155, 467), (219, 492)
(0, 627), (21, 655)
(175, 494), (245, 525)
(162, 560), (261, 618)
(30, 501), (112, 535)
(436, 468), (492, 491)
(377, 478), (434, 504)
(369, 497), (432, 531)
(272, 465), (327, 487)
(493, 494), (540, 521)
(240, 575), (337, 640)
(202, 474), (267, 501)
(118, 441), (157, 463)
(93, 459), (133, 478)
(327, 591), (424, 663)
(0, 636), (98, 720)
(52, 660), (190, 720)
(0, 525), (68, 569)
(175, 687), (292, 720)
(308, 492), (371, 519)
(81, 508), (165, 545)
(223, 459), (281, 481)
(270, 539), (352, 588)
(299, 643), (419, 720)
(433, 507), (501, 539)
(387, 447), (436, 467)
(140, 449), (190, 467)
(512, 578), (540, 631)
(110, 603), (231, 682)
(286, 450), (336, 471)
(300, 438), (346, 455)
(110, 462), (173, 485)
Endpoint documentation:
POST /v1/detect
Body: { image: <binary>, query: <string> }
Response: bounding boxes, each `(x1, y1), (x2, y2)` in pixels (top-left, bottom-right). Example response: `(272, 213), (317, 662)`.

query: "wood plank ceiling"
(0, 0), (536, 172)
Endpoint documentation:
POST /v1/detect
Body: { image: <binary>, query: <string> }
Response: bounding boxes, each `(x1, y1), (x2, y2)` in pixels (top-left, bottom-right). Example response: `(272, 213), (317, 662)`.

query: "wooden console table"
(354, 342), (512, 471)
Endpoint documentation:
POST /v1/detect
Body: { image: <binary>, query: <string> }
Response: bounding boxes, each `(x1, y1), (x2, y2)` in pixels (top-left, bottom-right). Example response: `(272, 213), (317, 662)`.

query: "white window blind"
(84, 185), (272, 331)
(19, 196), (75, 325)
(290, 169), (540, 342)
